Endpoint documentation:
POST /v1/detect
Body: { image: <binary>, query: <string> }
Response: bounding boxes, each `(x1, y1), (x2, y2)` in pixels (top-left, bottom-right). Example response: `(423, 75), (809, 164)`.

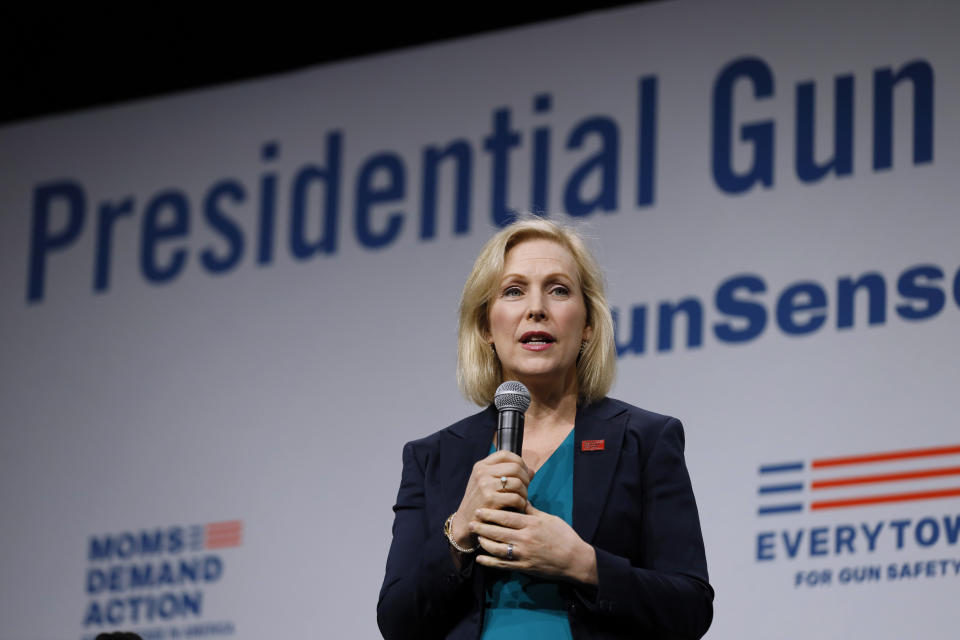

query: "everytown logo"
(82, 520), (242, 640)
(755, 444), (960, 588)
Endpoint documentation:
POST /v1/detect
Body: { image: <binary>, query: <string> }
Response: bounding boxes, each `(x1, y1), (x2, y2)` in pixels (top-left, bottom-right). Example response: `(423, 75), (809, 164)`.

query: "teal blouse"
(481, 430), (575, 639)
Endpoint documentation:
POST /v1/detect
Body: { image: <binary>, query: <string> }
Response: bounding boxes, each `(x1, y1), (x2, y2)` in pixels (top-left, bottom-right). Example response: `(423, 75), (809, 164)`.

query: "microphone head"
(494, 381), (531, 413)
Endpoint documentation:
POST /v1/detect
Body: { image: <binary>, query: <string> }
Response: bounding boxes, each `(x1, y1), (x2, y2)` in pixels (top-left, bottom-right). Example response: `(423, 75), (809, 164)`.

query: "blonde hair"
(457, 216), (616, 406)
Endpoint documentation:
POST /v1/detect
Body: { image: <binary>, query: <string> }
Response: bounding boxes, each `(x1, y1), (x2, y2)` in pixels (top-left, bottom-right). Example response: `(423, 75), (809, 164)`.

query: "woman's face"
(486, 238), (592, 389)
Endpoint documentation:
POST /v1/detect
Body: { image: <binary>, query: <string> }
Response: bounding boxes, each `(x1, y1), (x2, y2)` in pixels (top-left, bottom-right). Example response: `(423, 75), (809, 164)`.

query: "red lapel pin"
(581, 439), (605, 452)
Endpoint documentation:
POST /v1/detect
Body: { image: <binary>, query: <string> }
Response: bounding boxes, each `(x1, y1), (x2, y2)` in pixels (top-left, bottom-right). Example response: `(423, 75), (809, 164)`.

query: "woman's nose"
(527, 294), (547, 320)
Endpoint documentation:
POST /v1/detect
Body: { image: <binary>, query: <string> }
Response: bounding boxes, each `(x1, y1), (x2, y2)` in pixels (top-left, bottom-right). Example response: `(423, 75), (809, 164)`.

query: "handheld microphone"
(494, 381), (530, 455)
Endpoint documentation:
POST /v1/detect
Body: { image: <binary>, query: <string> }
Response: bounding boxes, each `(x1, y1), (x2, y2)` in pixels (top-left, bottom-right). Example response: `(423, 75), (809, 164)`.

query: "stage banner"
(1, 0), (958, 637)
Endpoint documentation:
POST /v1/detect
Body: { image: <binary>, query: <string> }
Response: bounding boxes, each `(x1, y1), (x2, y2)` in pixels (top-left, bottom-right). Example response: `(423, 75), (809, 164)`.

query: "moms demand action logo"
(754, 444), (960, 589)
(82, 520), (242, 639)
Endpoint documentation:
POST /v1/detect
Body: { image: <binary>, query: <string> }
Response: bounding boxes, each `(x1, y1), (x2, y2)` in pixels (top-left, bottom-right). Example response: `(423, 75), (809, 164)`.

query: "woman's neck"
(521, 376), (579, 437)
(512, 380), (578, 472)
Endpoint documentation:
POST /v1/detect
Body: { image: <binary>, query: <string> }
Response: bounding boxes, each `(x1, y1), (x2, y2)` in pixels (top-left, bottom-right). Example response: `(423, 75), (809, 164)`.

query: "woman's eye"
(503, 286), (523, 297)
(551, 286), (570, 296)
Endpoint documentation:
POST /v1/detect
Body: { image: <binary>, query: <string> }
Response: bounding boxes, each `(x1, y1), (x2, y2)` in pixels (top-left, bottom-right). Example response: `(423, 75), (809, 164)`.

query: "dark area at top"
(1, 3), (652, 126)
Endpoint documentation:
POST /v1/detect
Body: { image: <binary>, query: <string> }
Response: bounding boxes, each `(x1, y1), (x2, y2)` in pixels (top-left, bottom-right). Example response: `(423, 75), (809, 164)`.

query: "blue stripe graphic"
(757, 503), (803, 515)
(759, 462), (804, 474)
(758, 483), (803, 494)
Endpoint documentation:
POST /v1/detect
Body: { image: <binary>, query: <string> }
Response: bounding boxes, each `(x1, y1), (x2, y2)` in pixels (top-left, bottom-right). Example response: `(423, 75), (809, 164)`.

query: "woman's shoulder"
(588, 396), (677, 425)
(588, 396), (685, 442)
(403, 404), (496, 453)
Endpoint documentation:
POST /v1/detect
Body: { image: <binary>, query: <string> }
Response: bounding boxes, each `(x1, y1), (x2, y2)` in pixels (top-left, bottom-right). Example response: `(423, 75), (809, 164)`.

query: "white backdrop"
(1, 1), (959, 638)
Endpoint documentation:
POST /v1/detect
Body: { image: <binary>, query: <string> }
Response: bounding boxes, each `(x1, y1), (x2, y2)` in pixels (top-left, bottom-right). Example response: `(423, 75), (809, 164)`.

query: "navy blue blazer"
(377, 397), (713, 639)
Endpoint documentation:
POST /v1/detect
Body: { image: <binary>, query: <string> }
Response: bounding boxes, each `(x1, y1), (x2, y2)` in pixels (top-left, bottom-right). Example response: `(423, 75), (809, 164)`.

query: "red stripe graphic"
(812, 444), (960, 468)
(204, 520), (243, 549)
(812, 465), (960, 489)
(810, 487), (960, 510)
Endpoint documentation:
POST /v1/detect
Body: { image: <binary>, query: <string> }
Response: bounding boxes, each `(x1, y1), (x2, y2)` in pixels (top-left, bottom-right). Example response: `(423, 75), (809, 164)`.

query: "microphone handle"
(496, 409), (524, 455)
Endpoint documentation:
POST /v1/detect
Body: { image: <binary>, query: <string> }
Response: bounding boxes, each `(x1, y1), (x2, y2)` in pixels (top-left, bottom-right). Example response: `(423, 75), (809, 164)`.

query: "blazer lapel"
(573, 399), (627, 543)
(439, 406), (497, 515)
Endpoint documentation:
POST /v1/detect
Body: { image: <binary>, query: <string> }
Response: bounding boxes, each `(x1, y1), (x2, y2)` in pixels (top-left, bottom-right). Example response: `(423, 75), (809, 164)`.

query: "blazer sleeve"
(377, 440), (477, 640)
(573, 417), (714, 639)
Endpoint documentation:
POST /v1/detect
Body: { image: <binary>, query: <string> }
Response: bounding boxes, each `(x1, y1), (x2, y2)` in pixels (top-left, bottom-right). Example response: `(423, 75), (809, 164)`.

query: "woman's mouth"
(520, 332), (555, 351)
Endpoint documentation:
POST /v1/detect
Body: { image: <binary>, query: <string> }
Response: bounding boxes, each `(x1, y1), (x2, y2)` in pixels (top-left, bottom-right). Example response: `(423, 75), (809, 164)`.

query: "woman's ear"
(582, 324), (594, 343)
(481, 317), (492, 344)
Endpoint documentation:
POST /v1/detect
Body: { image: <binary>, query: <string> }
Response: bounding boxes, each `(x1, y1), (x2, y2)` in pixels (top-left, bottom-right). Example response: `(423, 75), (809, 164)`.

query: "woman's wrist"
(445, 511), (479, 553)
(569, 540), (599, 586)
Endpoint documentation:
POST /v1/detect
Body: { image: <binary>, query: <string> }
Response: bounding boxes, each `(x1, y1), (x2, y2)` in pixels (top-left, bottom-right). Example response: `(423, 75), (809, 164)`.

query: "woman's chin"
(505, 365), (577, 387)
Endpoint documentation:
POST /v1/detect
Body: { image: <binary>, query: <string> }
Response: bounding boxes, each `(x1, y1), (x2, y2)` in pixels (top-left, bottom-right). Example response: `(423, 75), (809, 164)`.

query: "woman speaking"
(377, 217), (713, 639)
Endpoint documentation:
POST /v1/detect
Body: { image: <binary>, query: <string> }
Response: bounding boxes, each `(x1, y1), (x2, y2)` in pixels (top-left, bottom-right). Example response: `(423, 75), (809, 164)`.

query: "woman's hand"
(449, 451), (533, 550)
(470, 503), (599, 585)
